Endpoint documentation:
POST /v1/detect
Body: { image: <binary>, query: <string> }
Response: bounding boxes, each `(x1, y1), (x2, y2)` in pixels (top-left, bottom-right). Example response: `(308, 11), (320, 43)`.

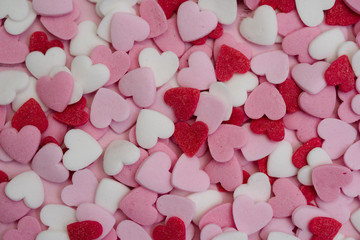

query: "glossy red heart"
(11, 98), (48, 133)
(67, 220), (103, 240)
(164, 87), (200, 121)
(215, 44), (250, 82)
(173, 121), (208, 157)
(153, 217), (186, 240)
(278, 78), (302, 113)
(309, 217), (342, 240)
(53, 97), (89, 127)
(292, 137), (322, 169)
(250, 117), (285, 141)
(325, 0), (360, 26)
(158, 0), (189, 19)
(324, 55), (355, 92)
(260, 0), (296, 13)
(29, 31), (64, 54)
(0, 170), (8, 183)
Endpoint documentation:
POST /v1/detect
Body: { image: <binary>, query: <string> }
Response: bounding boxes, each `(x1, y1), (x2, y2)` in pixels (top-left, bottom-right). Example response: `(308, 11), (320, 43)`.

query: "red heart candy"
(29, 31), (64, 54)
(278, 78), (302, 113)
(324, 55), (355, 92)
(11, 98), (48, 133)
(153, 217), (186, 240)
(215, 44), (250, 82)
(67, 221), (103, 240)
(309, 217), (342, 240)
(299, 185), (317, 205)
(40, 136), (60, 147)
(325, 0), (360, 26)
(158, 0), (189, 19)
(292, 137), (322, 169)
(223, 107), (245, 126)
(164, 87), (200, 121)
(0, 170), (8, 183)
(53, 97), (89, 127)
(191, 36), (207, 45)
(250, 117), (285, 141)
(173, 121), (208, 157)
(260, 0), (296, 13)
(257, 157), (276, 184)
(208, 23), (223, 39)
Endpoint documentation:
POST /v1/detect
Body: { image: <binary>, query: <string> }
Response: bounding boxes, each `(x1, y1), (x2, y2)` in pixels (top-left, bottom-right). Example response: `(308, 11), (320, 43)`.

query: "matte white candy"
(4, 2), (36, 35)
(337, 41), (359, 59)
(0, 0), (29, 21)
(0, 70), (29, 105)
(36, 230), (70, 240)
(352, 50), (360, 77)
(198, 0), (237, 25)
(213, 231), (248, 240)
(233, 172), (271, 202)
(268, 232), (300, 240)
(350, 208), (360, 233)
(295, 0), (335, 27)
(268, 141), (298, 178)
(98, 0), (137, 16)
(209, 82), (233, 120)
(40, 204), (76, 231)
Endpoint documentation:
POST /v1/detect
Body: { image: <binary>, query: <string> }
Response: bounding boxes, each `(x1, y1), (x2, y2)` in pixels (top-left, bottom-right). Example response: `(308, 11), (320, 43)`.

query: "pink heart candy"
(283, 111), (320, 143)
(337, 90), (360, 123)
(0, 126), (41, 164)
(61, 169), (98, 207)
(110, 98), (141, 134)
(342, 171), (360, 198)
(213, 32), (252, 61)
(200, 224), (223, 240)
(244, 82), (286, 120)
(116, 220), (152, 240)
(344, 0), (360, 14)
(344, 140), (360, 170)
(33, 0), (73, 16)
(292, 205), (329, 233)
(179, 44), (213, 70)
(177, 1), (218, 42)
(42, 113), (68, 145)
(118, 67), (156, 108)
(0, 105), (6, 132)
(171, 154), (210, 192)
(90, 88), (130, 129)
(243, 0), (260, 10)
(177, 51), (217, 90)
(0, 27), (29, 64)
(316, 194), (352, 223)
(36, 71), (74, 112)
(199, 203), (235, 229)
(277, 11), (304, 37)
(139, 0), (168, 38)
(31, 143), (69, 183)
(3, 216), (41, 240)
(91, 45), (130, 86)
(111, 12), (150, 52)
(260, 218), (295, 239)
(233, 195), (273, 235)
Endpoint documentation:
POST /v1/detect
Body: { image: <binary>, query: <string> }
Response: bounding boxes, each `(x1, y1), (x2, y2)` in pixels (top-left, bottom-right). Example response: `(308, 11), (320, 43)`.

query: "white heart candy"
(333, 233), (356, 240)
(198, 0), (237, 25)
(26, 47), (66, 79)
(139, 48), (179, 87)
(5, 170), (44, 209)
(295, 0), (335, 27)
(239, 5), (277, 46)
(351, 50), (360, 77)
(70, 21), (109, 56)
(337, 41), (359, 59)
(63, 129), (103, 171)
(36, 230), (70, 240)
(213, 231), (248, 240)
(40, 204), (76, 231)
(209, 82), (233, 120)
(309, 28), (345, 62)
(350, 208), (360, 233)
(233, 172), (271, 202)
(94, 178), (130, 214)
(0, 0), (29, 21)
(268, 141), (298, 178)
(98, 0), (137, 16)
(71, 55), (110, 94)
(0, 70), (29, 105)
(268, 232), (300, 240)
(4, 2), (36, 35)
(103, 139), (140, 176)
(224, 72), (259, 107)
(136, 109), (175, 149)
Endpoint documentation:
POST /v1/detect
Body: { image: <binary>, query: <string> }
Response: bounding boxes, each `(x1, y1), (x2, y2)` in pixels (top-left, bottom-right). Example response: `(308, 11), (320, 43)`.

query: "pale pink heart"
(40, 3), (80, 40)
(42, 113), (68, 145)
(177, 1), (218, 42)
(148, 141), (179, 167)
(0, 126), (41, 164)
(0, 27), (29, 64)
(90, 88), (130, 129)
(213, 33), (252, 60)
(128, 40), (155, 71)
(148, 82), (176, 122)
(317, 118), (357, 159)
(250, 50), (289, 84)
(110, 98), (141, 134)
(91, 45), (130, 86)
(0, 183), (30, 223)
(76, 203), (116, 240)
(119, 187), (161, 226)
(111, 12), (150, 52)
(277, 11), (304, 37)
(118, 67), (156, 108)
(179, 44), (213, 70)
(342, 171), (360, 197)
(208, 124), (248, 163)
(233, 195), (273, 235)
(153, 16), (185, 57)
(139, 0), (168, 38)
(337, 90), (360, 124)
(282, 27), (321, 64)
(3, 216), (41, 240)
(316, 194), (353, 223)
(292, 205), (329, 233)
(61, 169), (98, 207)
(205, 155), (243, 191)
(291, 61), (329, 94)
(33, 0), (73, 16)
(198, 203), (235, 229)
(194, 93), (227, 134)
(0, 144), (12, 162)
(241, 123), (279, 161)
(36, 71), (74, 112)
(344, 140), (360, 170)
(116, 220), (152, 240)
(177, 51), (217, 90)
(171, 154), (210, 192)
(0, 105), (6, 131)
(344, 0), (360, 14)
(243, 0), (260, 10)
(200, 224), (223, 240)
(103, 229), (117, 240)
(156, 195), (195, 227)
(259, 218), (295, 240)
(135, 152), (173, 194)
(77, 109), (109, 140)
(312, 164), (352, 202)
(298, 86), (336, 119)
(283, 111), (320, 143)
(268, 178), (307, 218)
(244, 82), (286, 120)
(31, 143), (69, 183)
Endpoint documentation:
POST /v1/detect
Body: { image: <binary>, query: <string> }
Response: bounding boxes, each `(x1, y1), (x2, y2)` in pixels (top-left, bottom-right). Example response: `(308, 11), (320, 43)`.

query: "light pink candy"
(344, 0), (360, 14)
(283, 111), (320, 143)
(277, 11), (304, 37)
(116, 220), (152, 240)
(179, 45), (213, 70)
(0, 105), (6, 131)
(213, 33), (252, 60)
(139, 0), (168, 38)
(33, 0), (73, 16)
(316, 194), (352, 223)
(110, 98), (141, 134)
(199, 203), (235, 229)
(0, 27), (29, 64)
(3, 216), (41, 240)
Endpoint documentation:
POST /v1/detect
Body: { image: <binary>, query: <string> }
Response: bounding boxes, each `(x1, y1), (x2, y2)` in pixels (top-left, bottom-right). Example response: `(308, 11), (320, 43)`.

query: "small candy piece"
(233, 172), (271, 202)
(67, 221), (103, 240)
(11, 98), (48, 133)
(0, 27), (29, 64)
(32, 0), (73, 16)
(299, 185), (317, 205)
(250, 117), (285, 142)
(223, 107), (245, 126)
(215, 45), (250, 82)
(53, 97), (89, 127)
(267, 141), (298, 178)
(0, 170), (8, 183)
(309, 217), (342, 240)
(260, 0), (296, 13)
(292, 137), (322, 169)
(208, 23), (223, 39)
(325, 0), (360, 26)
(158, 0), (188, 19)
(153, 217), (186, 240)
(29, 31), (64, 54)
(295, 0), (336, 27)
(278, 78), (302, 113)
(258, 157), (276, 184)
(198, 0), (237, 25)
(139, 0), (168, 38)
(117, 220), (152, 240)
(0, 70), (29, 106)
(3, 216), (41, 240)
(324, 55), (355, 92)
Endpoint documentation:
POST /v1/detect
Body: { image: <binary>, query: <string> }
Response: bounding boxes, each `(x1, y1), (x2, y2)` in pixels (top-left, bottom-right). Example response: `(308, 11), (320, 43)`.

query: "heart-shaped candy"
(0, 27), (29, 64)
(116, 220), (152, 240)
(309, 217), (342, 240)
(67, 221), (103, 240)
(32, 0), (73, 16)
(295, 0), (335, 27)
(0, 70), (29, 105)
(53, 97), (89, 127)
(29, 31), (64, 54)
(233, 172), (271, 202)
(3, 216), (41, 240)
